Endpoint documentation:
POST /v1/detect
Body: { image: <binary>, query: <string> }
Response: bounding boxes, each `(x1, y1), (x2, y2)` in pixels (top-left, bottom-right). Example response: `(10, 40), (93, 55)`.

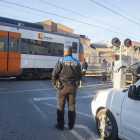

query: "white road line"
(33, 97), (57, 101)
(61, 134), (67, 140)
(77, 95), (95, 99)
(0, 88), (55, 94)
(65, 125), (101, 140)
(33, 95), (95, 102)
(29, 99), (49, 120)
(74, 125), (100, 140)
(70, 129), (85, 140)
(41, 102), (93, 118)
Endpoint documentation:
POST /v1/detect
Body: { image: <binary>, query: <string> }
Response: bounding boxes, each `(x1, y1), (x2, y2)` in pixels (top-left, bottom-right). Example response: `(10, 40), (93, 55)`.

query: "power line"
(91, 0), (140, 26)
(102, 0), (140, 21)
(0, 0), (139, 41)
(0, 3), (113, 36)
(39, 0), (139, 37)
(0, 11), (114, 41)
(0, 11), (36, 22)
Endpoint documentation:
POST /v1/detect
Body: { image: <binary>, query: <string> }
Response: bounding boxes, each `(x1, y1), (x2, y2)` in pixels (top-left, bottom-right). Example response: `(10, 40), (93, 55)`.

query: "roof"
(0, 16), (44, 29)
(0, 21), (79, 39)
(90, 43), (108, 49)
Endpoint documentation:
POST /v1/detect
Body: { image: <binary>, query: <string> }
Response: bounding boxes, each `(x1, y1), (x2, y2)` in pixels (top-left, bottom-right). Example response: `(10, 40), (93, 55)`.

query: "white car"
(91, 80), (140, 140)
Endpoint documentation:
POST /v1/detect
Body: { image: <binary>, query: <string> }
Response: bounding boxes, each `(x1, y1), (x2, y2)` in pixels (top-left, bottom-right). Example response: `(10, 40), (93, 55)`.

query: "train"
(0, 17), (84, 79)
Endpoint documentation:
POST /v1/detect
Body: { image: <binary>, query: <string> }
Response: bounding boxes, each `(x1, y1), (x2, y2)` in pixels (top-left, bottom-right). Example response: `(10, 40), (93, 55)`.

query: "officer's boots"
(68, 111), (76, 130)
(55, 109), (65, 130)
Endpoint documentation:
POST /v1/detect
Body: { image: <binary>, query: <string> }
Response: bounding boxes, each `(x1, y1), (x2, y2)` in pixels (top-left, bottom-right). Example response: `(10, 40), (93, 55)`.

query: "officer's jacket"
(52, 56), (82, 85)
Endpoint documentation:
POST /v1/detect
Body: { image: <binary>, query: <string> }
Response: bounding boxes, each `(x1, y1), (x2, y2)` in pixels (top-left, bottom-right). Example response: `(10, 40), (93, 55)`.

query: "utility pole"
(131, 46), (134, 65)
(120, 45), (122, 60)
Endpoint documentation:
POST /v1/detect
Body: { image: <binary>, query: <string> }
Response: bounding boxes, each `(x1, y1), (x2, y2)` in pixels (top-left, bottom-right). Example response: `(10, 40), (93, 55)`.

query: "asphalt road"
(0, 77), (113, 140)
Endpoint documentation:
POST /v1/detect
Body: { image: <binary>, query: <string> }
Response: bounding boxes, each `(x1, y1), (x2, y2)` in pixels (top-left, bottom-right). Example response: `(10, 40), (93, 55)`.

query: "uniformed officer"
(52, 46), (82, 130)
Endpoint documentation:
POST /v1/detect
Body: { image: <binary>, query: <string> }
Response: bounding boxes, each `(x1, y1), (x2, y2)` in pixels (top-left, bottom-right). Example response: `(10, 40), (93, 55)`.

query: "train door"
(0, 30), (21, 73)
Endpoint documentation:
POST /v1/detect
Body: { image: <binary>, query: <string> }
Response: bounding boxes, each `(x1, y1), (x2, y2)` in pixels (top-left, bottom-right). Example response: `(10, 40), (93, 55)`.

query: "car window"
(130, 63), (139, 71)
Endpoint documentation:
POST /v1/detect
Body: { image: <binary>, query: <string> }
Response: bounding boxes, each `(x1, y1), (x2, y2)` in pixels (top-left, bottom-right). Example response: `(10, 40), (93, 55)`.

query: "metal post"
(120, 45), (122, 60)
(131, 46), (134, 65)
(131, 75), (133, 85)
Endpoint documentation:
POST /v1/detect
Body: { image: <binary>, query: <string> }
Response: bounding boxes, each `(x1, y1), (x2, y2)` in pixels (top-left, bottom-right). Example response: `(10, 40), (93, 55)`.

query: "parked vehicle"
(126, 61), (140, 83)
(91, 80), (140, 140)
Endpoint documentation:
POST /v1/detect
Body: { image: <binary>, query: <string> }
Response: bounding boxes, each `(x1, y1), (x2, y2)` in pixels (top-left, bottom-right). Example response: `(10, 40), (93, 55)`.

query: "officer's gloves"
(75, 81), (80, 87)
(52, 80), (64, 90)
(54, 85), (58, 89)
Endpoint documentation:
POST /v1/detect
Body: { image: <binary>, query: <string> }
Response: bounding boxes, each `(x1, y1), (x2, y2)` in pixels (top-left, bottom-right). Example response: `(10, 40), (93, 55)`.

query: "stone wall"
(57, 23), (74, 34)
(36, 20), (52, 31)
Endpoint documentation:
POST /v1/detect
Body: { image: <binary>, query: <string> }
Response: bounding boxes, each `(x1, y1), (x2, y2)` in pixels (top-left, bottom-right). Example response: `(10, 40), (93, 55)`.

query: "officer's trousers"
(57, 84), (77, 128)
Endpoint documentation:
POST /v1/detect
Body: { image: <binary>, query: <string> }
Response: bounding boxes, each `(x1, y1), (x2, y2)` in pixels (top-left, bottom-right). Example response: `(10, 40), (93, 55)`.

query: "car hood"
(95, 89), (127, 111)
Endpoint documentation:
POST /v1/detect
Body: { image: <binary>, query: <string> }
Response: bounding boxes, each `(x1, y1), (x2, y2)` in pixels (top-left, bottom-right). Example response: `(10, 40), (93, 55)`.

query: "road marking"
(61, 134), (68, 140)
(70, 129), (85, 140)
(30, 99), (100, 140)
(33, 95), (95, 102)
(65, 125), (101, 140)
(41, 102), (93, 118)
(29, 99), (49, 120)
(0, 88), (55, 94)
(74, 125), (101, 140)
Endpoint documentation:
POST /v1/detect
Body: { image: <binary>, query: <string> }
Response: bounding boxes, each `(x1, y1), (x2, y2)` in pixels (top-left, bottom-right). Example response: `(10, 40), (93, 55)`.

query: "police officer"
(52, 46), (82, 130)
(81, 58), (88, 83)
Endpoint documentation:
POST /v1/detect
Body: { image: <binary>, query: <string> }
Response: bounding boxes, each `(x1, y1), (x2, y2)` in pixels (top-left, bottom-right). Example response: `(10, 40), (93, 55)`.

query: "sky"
(0, 0), (140, 43)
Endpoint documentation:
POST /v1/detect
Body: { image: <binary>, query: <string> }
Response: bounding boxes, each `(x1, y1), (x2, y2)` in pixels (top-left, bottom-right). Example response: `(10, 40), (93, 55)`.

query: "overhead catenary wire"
(0, 11), (115, 41)
(0, 0), (139, 41)
(0, 3), (117, 40)
(39, 0), (140, 37)
(102, 0), (140, 21)
(91, 0), (140, 26)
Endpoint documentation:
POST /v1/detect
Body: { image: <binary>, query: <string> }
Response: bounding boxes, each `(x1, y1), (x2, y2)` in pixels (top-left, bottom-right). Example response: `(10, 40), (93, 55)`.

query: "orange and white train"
(0, 17), (84, 79)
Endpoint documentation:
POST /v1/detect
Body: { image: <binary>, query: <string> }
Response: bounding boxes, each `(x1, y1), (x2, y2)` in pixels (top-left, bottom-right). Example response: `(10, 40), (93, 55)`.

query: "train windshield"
(79, 43), (84, 53)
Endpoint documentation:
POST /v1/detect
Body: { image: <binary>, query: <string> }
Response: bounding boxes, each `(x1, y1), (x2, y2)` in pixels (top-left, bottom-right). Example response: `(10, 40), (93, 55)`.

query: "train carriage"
(0, 17), (84, 79)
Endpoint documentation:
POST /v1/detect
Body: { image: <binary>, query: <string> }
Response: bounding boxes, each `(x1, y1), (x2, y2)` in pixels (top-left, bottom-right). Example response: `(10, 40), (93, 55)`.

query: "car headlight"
(94, 92), (99, 101)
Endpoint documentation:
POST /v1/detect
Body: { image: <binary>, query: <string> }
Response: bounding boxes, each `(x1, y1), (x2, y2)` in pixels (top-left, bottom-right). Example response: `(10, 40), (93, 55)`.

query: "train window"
(72, 42), (77, 53)
(0, 35), (6, 51)
(79, 43), (84, 53)
(50, 42), (64, 56)
(10, 37), (19, 52)
(21, 38), (64, 56)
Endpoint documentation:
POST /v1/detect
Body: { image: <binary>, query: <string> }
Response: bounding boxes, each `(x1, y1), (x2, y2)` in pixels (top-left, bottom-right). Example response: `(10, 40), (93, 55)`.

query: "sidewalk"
(79, 77), (130, 95)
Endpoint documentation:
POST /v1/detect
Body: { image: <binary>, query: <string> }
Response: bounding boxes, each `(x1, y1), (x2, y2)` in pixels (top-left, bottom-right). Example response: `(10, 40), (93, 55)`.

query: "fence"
(84, 52), (140, 70)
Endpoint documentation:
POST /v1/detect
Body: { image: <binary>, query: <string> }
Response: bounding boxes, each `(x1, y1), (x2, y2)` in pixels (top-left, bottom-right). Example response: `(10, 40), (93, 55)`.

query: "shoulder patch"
(60, 56), (80, 64)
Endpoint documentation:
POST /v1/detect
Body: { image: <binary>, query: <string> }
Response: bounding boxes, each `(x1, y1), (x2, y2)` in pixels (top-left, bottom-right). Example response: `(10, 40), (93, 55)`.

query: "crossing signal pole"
(112, 37), (121, 60)
(124, 38), (132, 64)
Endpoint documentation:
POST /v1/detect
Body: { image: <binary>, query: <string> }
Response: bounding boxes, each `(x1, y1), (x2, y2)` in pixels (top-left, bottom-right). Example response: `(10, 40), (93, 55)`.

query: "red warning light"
(124, 39), (132, 47)
(111, 37), (121, 47)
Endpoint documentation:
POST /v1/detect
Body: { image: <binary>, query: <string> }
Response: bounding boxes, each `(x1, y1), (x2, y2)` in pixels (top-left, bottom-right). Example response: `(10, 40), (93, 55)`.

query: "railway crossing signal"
(124, 38), (132, 47)
(111, 37), (121, 47)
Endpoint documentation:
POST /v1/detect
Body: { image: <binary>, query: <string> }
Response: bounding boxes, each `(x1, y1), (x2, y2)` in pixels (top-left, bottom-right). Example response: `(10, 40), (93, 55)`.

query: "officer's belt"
(62, 82), (76, 86)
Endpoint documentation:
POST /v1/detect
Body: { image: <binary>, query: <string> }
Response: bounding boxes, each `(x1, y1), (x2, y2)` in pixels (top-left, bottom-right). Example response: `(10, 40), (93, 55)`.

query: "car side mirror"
(128, 85), (136, 99)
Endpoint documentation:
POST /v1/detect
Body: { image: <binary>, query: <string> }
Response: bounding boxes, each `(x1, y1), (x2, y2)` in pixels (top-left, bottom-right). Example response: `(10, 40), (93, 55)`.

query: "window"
(130, 63), (139, 71)
(136, 85), (140, 100)
(21, 38), (64, 56)
(10, 37), (19, 52)
(72, 42), (77, 53)
(0, 35), (6, 51)
(79, 43), (84, 53)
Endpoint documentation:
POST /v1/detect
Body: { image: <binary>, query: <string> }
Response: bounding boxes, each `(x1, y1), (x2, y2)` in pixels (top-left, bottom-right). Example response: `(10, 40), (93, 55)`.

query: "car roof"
(132, 61), (140, 65)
